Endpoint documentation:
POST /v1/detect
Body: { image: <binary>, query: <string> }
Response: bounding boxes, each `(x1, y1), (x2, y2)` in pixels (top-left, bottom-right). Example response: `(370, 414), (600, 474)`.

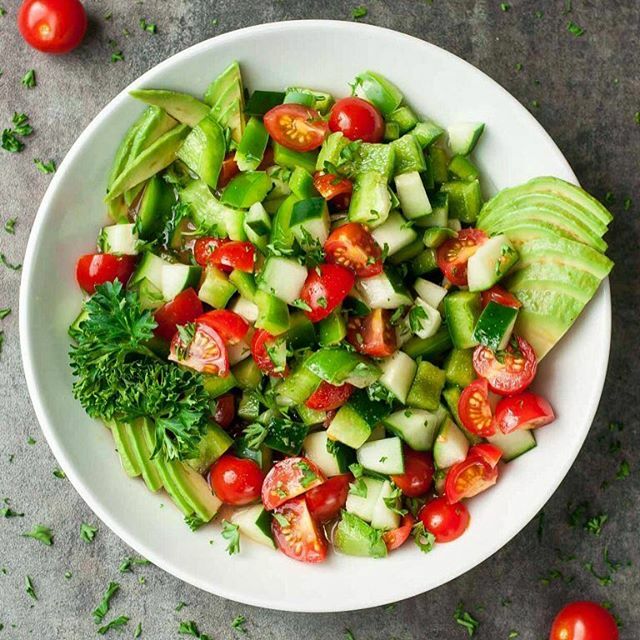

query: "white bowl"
(20, 20), (610, 612)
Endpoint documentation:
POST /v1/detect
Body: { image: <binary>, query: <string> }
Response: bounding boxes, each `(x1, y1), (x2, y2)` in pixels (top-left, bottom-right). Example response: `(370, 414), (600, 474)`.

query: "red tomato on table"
(272, 496), (328, 563)
(324, 222), (383, 278)
(436, 229), (488, 286)
(153, 288), (203, 341)
(495, 392), (555, 434)
(209, 455), (264, 505)
(305, 381), (354, 411)
(263, 104), (328, 152)
(328, 97), (385, 143)
(18, 0), (87, 54)
(418, 497), (470, 543)
(549, 601), (619, 640)
(391, 449), (435, 498)
(75, 253), (136, 293)
(300, 263), (354, 323)
(347, 308), (397, 357)
(261, 457), (325, 511)
(305, 473), (352, 522)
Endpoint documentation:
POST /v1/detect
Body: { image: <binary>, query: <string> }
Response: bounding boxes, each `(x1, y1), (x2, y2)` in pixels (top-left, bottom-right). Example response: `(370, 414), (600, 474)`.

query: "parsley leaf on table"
(0, 308), (10, 319)
(22, 524), (53, 546)
(80, 522), (98, 543)
(34, 158), (56, 174)
(231, 615), (247, 633)
(454, 602), (480, 636)
(21, 69), (36, 88)
(93, 581), (120, 623)
(97, 615), (129, 635)
(567, 20), (585, 36)
(25, 575), (37, 600)
(351, 6), (367, 20)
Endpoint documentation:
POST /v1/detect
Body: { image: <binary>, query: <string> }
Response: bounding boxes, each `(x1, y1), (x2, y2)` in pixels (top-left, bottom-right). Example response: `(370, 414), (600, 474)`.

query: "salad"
(69, 62), (613, 563)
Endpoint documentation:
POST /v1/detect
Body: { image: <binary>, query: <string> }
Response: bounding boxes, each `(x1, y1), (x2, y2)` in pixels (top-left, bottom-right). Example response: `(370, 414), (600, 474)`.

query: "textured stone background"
(1, 1), (638, 638)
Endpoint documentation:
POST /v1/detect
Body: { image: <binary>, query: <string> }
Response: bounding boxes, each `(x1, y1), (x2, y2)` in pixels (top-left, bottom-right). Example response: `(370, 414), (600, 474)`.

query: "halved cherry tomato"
(391, 449), (435, 498)
(495, 392), (555, 434)
(329, 191), (352, 212)
(213, 393), (236, 429)
(313, 172), (353, 202)
(458, 378), (496, 437)
(481, 285), (522, 309)
(328, 97), (385, 143)
(550, 601), (619, 640)
(300, 263), (355, 323)
(272, 496), (328, 563)
(305, 473), (352, 522)
(324, 222), (383, 278)
(436, 229), (488, 286)
(305, 381), (354, 411)
(263, 104), (328, 152)
(168, 321), (229, 376)
(197, 310), (249, 345)
(469, 443), (503, 468)
(250, 329), (288, 378)
(210, 241), (255, 273)
(261, 457), (325, 511)
(323, 410), (337, 429)
(473, 335), (538, 395)
(153, 288), (203, 341)
(444, 451), (499, 504)
(217, 153), (240, 189)
(257, 146), (275, 170)
(18, 0), (87, 54)
(209, 454), (264, 505)
(75, 253), (137, 294)
(418, 497), (470, 543)
(347, 308), (397, 357)
(383, 514), (416, 551)
(193, 236), (228, 267)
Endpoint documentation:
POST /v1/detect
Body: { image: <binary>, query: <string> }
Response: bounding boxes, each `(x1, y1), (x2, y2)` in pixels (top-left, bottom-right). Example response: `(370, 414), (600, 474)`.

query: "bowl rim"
(19, 19), (611, 612)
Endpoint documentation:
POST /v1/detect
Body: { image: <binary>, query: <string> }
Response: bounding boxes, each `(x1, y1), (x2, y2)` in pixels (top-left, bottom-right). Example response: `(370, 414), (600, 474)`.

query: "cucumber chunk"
(413, 121), (445, 148)
(334, 511), (387, 558)
(290, 197), (330, 247)
(354, 71), (403, 115)
(394, 171), (433, 220)
(440, 179), (483, 224)
(487, 428), (537, 461)
(348, 171), (392, 228)
(303, 430), (354, 477)
(356, 437), (404, 475)
(433, 416), (469, 469)
(356, 268), (413, 309)
(370, 211), (418, 256)
(100, 223), (139, 256)
(258, 257), (308, 305)
(444, 291), (481, 349)
(383, 406), (445, 451)
(198, 265), (235, 308)
(409, 298), (442, 339)
(177, 115), (226, 189)
(472, 301), (519, 351)
(230, 504), (276, 549)
(406, 360), (446, 411)
(346, 476), (384, 523)
(467, 234), (519, 292)
(370, 480), (401, 531)
(162, 263), (201, 301)
(378, 350), (417, 404)
(447, 122), (485, 155)
(413, 278), (448, 309)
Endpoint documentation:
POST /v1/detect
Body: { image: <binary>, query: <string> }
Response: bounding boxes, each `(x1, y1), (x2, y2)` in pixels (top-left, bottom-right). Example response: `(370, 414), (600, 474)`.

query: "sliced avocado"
(176, 115), (226, 189)
(108, 421), (142, 478)
(108, 119), (142, 190)
(164, 459), (222, 522)
(107, 124), (190, 200)
(129, 89), (209, 127)
(179, 179), (226, 235)
(514, 309), (574, 360)
(334, 512), (387, 558)
(128, 418), (163, 492)
(186, 422), (233, 474)
(204, 61), (245, 143)
(136, 174), (176, 240)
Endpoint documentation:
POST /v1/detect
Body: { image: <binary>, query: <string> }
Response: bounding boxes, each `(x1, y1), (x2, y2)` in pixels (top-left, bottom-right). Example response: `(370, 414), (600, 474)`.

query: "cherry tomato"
(391, 449), (435, 498)
(210, 241), (255, 273)
(313, 172), (353, 202)
(261, 457), (325, 511)
(257, 146), (275, 170)
(153, 288), (203, 341)
(324, 222), (383, 278)
(213, 394), (236, 429)
(469, 443), (503, 468)
(436, 229), (488, 286)
(193, 236), (228, 267)
(218, 153), (240, 188)
(168, 321), (229, 376)
(75, 253), (136, 294)
(272, 496), (328, 563)
(550, 601), (619, 640)
(329, 191), (352, 212)
(495, 392), (555, 434)
(458, 378), (496, 437)
(300, 263), (355, 323)
(347, 308), (397, 357)
(383, 514), (416, 551)
(250, 329), (288, 378)
(209, 455), (264, 505)
(444, 452), (499, 504)
(305, 473), (352, 522)
(323, 410), (337, 430)
(328, 97), (385, 143)
(263, 104), (328, 152)
(197, 310), (249, 345)
(481, 285), (521, 309)
(418, 497), (470, 543)
(305, 381), (354, 411)
(18, 0), (87, 54)
(473, 335), (538, 395)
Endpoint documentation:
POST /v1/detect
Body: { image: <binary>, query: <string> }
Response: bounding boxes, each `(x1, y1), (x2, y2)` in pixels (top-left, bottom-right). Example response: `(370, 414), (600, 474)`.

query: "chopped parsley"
(34, 158), (56, 174)
(515, 63), (523, 71)
(140, 18), (157, 33)
(21, 69), (36, 88)
(97, 616), (129, 635)
(185, 514), (205, 531)
(22, 524), (53, 546)
(567, 21), (585, 37)
(176, 601), (187, 611)
(4, 217), (16, 234)
(93, 581), (120, 623)
(623, 197), (632, 211)
(0, 308), (10, 320)
(118, 556), (150, 574)
(500, 3), (510, 11)
(413, 521), (435, 553)
(25, 575), (37, 600)
(231, 615), (247, 633)
(2, 113), (33, 153)
(584, 513), (608, 536)
(297, 460), (319, 488)
(539, 568), (574, 585)
(531, 100), (540, 109)
(80, 522), (98, 543)
(345, 631), (356, 640)
(134, 622), (142, 638)
(454, 602), (480, 636)
(1, 253), (22, 270)
(221, 520), (240, 555)
(53, 468), (66, 479)
(1, 505), (24, 518)
(351, 6), (367, 20)
(111, 51), (124, 63)
(615, 459), (630, 480)
(534, 9), (544, 18)
(178, 620), (212, 640)
(408, 304), (429, 333)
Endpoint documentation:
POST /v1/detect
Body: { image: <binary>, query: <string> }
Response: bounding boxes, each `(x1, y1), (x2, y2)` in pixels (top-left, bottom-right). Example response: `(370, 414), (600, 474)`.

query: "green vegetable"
(34, 158), (56, 174)
(25, 575), (37, 600)
(97, 616), (129, 635)
(22, 524), (53, 546)
(93, 581), (120, 623)
(454, 602), (480, 636)
(221, 519), (241, 555)
(21, 69), (36, 88)
(80, 522), (98, 543)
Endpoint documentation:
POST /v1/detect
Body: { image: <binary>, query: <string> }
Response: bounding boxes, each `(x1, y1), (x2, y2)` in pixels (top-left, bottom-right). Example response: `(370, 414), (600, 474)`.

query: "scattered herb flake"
(80, 522), (98, 543)
(584, 514), (608, 536)
(134, 621), (142, 638)
(231, 615), (247, 633)
(53, 468), (66, 479)
(93, 581), (120, 624)
(345, 631), (356, 640)
(111, 51), (124, 63)
(34, 158), (56, 174)
(515, 63), (523, 71)
(118, 556), (149, 573)
(175, 601), (187, 611)
(1, 254), (21, 270)
(531, 100), (540, 108)
(454, 602), (480, 636)
(27, 436), (36, 445)
(351, 6), (367, 19)
(500, 3), (510, 11)
(567, 21), (585, 37)
(21, 69), (36, 88)
(64, 571), (72, 579)
(140, 18), (157, 34)
(25, 575), (37, 600)
(1, 506), (24, 518)
(0, 308), (10, 320)
(535, 9), (544, 18)
(4, 217), (16, 234)
(623, 197), (632, 211)
(616, 459), (630, 480)
(22, 524), (53, 546)
(413, 521), (436, 553)
(97, 615), (129, 635)
(539, 568), (574, 585)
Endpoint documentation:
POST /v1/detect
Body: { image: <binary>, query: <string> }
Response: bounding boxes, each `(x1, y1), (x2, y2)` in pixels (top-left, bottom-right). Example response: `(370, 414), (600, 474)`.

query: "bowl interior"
(20, 21), (610, 612)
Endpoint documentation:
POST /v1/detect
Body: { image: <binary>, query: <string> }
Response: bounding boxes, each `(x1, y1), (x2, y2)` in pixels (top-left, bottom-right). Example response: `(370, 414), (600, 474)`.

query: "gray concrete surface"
(1, 1), (639, 638)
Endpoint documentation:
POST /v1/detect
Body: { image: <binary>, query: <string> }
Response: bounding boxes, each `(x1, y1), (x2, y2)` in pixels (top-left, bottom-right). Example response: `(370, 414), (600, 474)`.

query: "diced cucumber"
(391, 134), (427, 175)
(356, 437), (404, 475)
(161, 263), (201, 301)
(303, 430), (354, 477)
(273, 142), (317, 174)
(413, 278), (448, 309)
(383, 406), (445, 451)
(176, 115), (226, 189)
(345, 476), (384, 523)
(276, 362), (321, 405)
(447, 122), (485, 156)
(370, 211), (417, 256)
(227, 340), (251, 366)
(202, 371), (237, 398)
(448, 218), (462, 231)
(229, 296), (259, 323)
(245, 202), (272, 237)
(371, 480), (401, 531)
(428, 146), (449, 184)
(348, 171), (392, 228)
(333, 511), (387, 558)
(416, 191), (449, 229)
(230, 504), (275, 549)
(270, 193), (298, 250)
(444, 291), (481, 349)
(444, 350), (475, 388)
(367, 424), (386, 442)
(379, 350), (417, 404)
(221, 171), (272, 208)
(254, 290), (290, 335)
(413, 121), (445, 148)
(449, 155), (480, 182)
(388, 105), (418, 134)
(343, 359), (382, 389)
(441, 385), (481, 445)
(263, 416), (309, 455)
(258, 256), (307, 305)
(100, 223), (139, 255)
(472, 301), (519, 351)
(402, 325), (452, 359)
(356, 268), (413, 309)
(238, 390), (261, 421)
(410, 297), (442, 339)
(487, 428), (537, 461)
(232, 358), (262, 390)
(327, 390), (388, 449)
(406, 360), (446, 411)
(433, 416), (469, 469)
(198, 265), (235, 308)
(235, 117), (269, 172)
(187, 422), (233, 474)
(244, 90), (285, 117)
(467, 234), (519, 292)
(354, 71), (403, 115)
(318, 310), (347, 347)
(297, 405), (326, 426)
(288, 167), (318, 199)
(440, 179), (483, 224)
(384, 121), (400, 141)
(394, 171), (432, 220)
(290, 197), (330, 247)
(387, 239), (425, 265)
(305, 349), (378, 387)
